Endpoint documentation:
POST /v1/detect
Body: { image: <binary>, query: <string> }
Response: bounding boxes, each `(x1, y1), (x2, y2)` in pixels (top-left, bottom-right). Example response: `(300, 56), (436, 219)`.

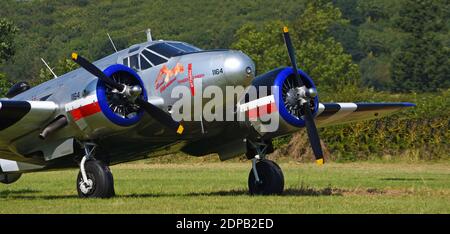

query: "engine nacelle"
(65, 64), (147, 139)
(239, 67), (319, 140)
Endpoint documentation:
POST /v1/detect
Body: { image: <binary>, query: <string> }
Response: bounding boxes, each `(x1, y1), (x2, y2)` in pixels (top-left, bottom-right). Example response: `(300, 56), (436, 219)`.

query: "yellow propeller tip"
(176, 125), (184, 134)
(283, 26), (289, 33)
(316, 158), (324, 166)
(71, 52), (78, 60)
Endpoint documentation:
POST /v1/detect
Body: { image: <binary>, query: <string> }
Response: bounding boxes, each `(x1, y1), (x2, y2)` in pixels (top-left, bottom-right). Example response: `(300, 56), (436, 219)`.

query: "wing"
(0, 100), (57, 155)
(315, 102), (415, 127)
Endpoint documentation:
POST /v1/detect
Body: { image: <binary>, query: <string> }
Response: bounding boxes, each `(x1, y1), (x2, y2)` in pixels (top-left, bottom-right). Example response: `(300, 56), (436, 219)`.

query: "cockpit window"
(129, 42), (202, 71)
(147, 43), (184, 58)
(167, 42), (201, 53)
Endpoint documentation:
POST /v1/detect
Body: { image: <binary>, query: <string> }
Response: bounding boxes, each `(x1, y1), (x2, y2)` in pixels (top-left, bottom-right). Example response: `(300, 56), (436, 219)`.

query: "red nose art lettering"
(70, 102), (101, 121)
(188, 63), (194, 96)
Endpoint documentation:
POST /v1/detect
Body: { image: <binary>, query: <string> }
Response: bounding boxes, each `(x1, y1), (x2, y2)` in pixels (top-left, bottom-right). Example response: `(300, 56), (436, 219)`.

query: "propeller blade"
(282, 27), (310, 88)
(303, 102), (324, 165)
(71, 53), (124, 92)
(282, 27), (324, 165)
(135, 98), (184, 135)
(282, 27), (301, 86)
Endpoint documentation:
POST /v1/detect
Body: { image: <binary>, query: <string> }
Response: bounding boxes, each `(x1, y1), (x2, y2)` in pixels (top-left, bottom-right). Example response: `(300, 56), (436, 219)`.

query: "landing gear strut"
(76, 143), (115, 198)
(246, 140), (284, 195)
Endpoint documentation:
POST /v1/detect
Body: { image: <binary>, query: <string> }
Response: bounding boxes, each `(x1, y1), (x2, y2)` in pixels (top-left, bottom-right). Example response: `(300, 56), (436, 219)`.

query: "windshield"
(146, 42), (202, 59)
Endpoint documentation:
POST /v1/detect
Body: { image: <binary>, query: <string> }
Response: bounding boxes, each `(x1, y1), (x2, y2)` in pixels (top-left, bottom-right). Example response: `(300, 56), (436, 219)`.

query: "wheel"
(248, 160), (284, 195)
(0, 173), (22, 184)
(76, 160), (115, 198)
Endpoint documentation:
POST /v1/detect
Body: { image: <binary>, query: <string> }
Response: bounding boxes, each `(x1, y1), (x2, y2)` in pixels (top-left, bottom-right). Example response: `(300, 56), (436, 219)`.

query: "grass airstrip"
(1, 161), (449, 213)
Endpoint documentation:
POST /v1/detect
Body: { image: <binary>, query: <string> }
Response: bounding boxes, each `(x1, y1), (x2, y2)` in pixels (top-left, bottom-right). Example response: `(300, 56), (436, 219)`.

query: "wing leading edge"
(315, 102), (415, 127)
(0, 100), (57, 142)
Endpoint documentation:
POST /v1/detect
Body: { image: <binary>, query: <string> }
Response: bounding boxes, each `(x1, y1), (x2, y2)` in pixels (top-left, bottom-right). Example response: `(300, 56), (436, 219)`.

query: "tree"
(0, 73), (11, 97)
(33, 58), (78, 86)
(359, 53), (392, 89)
(0, 18), (18, 97)
(232, 0), (360, 91)
(0, 18), (18, 63)
(391, 0), (450, 92)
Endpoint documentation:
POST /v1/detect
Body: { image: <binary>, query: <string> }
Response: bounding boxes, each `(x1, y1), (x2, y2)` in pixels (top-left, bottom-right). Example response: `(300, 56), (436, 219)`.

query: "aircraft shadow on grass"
(0, 187), (341, 200)
(0, 189), (40, 197)
(380, 178), (436, 181)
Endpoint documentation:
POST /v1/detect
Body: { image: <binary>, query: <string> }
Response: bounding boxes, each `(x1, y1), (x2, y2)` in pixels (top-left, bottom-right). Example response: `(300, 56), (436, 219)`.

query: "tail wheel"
(248, 160), (284, 195)
(76, 160), (115, 198)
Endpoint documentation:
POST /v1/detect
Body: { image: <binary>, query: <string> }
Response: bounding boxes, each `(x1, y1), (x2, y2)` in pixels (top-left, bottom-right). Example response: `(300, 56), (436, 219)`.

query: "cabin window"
(122, 57), (129, 66)
(129, 54), (139, 70)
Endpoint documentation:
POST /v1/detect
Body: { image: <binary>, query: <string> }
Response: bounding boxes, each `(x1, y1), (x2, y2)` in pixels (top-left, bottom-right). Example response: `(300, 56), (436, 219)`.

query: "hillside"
(0, 0), (308, 80)
(0, 0), (448, 91)
(0, 0), (448, 161)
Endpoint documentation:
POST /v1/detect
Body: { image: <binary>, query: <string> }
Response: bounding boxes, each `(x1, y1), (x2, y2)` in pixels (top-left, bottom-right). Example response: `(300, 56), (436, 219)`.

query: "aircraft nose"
(223, 51), (255, 87)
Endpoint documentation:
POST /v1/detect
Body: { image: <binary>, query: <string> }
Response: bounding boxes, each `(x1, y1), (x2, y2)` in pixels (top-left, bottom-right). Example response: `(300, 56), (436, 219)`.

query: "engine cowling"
(96, 64), (148, 127)
(65, 64), (148, 139)
(239, 67), (319, 139)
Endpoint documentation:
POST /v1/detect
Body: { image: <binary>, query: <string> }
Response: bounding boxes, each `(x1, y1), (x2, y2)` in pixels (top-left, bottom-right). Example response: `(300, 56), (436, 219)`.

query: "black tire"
(0, 173), (22, 184)
(248, 160), (284, 195)
(76, 160), (115, 198)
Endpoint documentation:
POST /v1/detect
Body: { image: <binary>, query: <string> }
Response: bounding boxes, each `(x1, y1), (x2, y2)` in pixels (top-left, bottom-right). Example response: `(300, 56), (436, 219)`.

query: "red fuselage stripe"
(247, 102), (277, 120)
(70, 102), (101, 121)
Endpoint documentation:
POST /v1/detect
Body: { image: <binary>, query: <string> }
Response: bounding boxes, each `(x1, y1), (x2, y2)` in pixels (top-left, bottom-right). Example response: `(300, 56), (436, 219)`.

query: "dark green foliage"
(332, 0), (449, 92)
(0, 73), (11, 97)
(330, 24), (365, 61)
(333, 0), (364, 25)
(359, 54), (392, 89)
(320, 88), (449, 161)
(0, 0), (306, 82)
(0, 18), (17, 97)
(0, 18), (18, 63)
(0, 0), (448, 93)
(33, 58), (78, 86)
(274, 88), (450, 161)
(391, 0), (450, 92)
(232, 1), (360, 91)
(0, 0), (447, 161)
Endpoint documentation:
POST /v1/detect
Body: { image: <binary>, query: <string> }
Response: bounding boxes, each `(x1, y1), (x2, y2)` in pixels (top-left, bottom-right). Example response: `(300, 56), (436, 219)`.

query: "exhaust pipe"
(39, 115), (68, 139)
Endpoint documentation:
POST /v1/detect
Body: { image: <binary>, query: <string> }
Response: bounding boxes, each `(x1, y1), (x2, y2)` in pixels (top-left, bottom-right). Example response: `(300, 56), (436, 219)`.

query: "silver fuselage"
(8, 40), (255, 167)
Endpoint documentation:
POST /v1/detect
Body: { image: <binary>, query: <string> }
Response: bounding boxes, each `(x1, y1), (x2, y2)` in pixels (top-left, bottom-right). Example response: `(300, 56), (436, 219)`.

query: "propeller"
(71, 53), (184, 135)
(282, 27), (324, 165)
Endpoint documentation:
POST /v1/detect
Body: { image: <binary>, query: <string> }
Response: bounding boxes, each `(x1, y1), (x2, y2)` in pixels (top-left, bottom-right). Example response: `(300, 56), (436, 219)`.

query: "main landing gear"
(76, 143), (115, 198)
(246, 140), (284, 195)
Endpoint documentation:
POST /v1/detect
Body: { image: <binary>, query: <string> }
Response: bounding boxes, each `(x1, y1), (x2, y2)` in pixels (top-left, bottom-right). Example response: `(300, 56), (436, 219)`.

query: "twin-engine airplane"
(0, 27), (414, 197)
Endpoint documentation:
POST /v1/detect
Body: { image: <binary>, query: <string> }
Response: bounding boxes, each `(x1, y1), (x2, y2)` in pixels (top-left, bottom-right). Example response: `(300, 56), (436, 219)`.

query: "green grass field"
(1, 161), (449, 214)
